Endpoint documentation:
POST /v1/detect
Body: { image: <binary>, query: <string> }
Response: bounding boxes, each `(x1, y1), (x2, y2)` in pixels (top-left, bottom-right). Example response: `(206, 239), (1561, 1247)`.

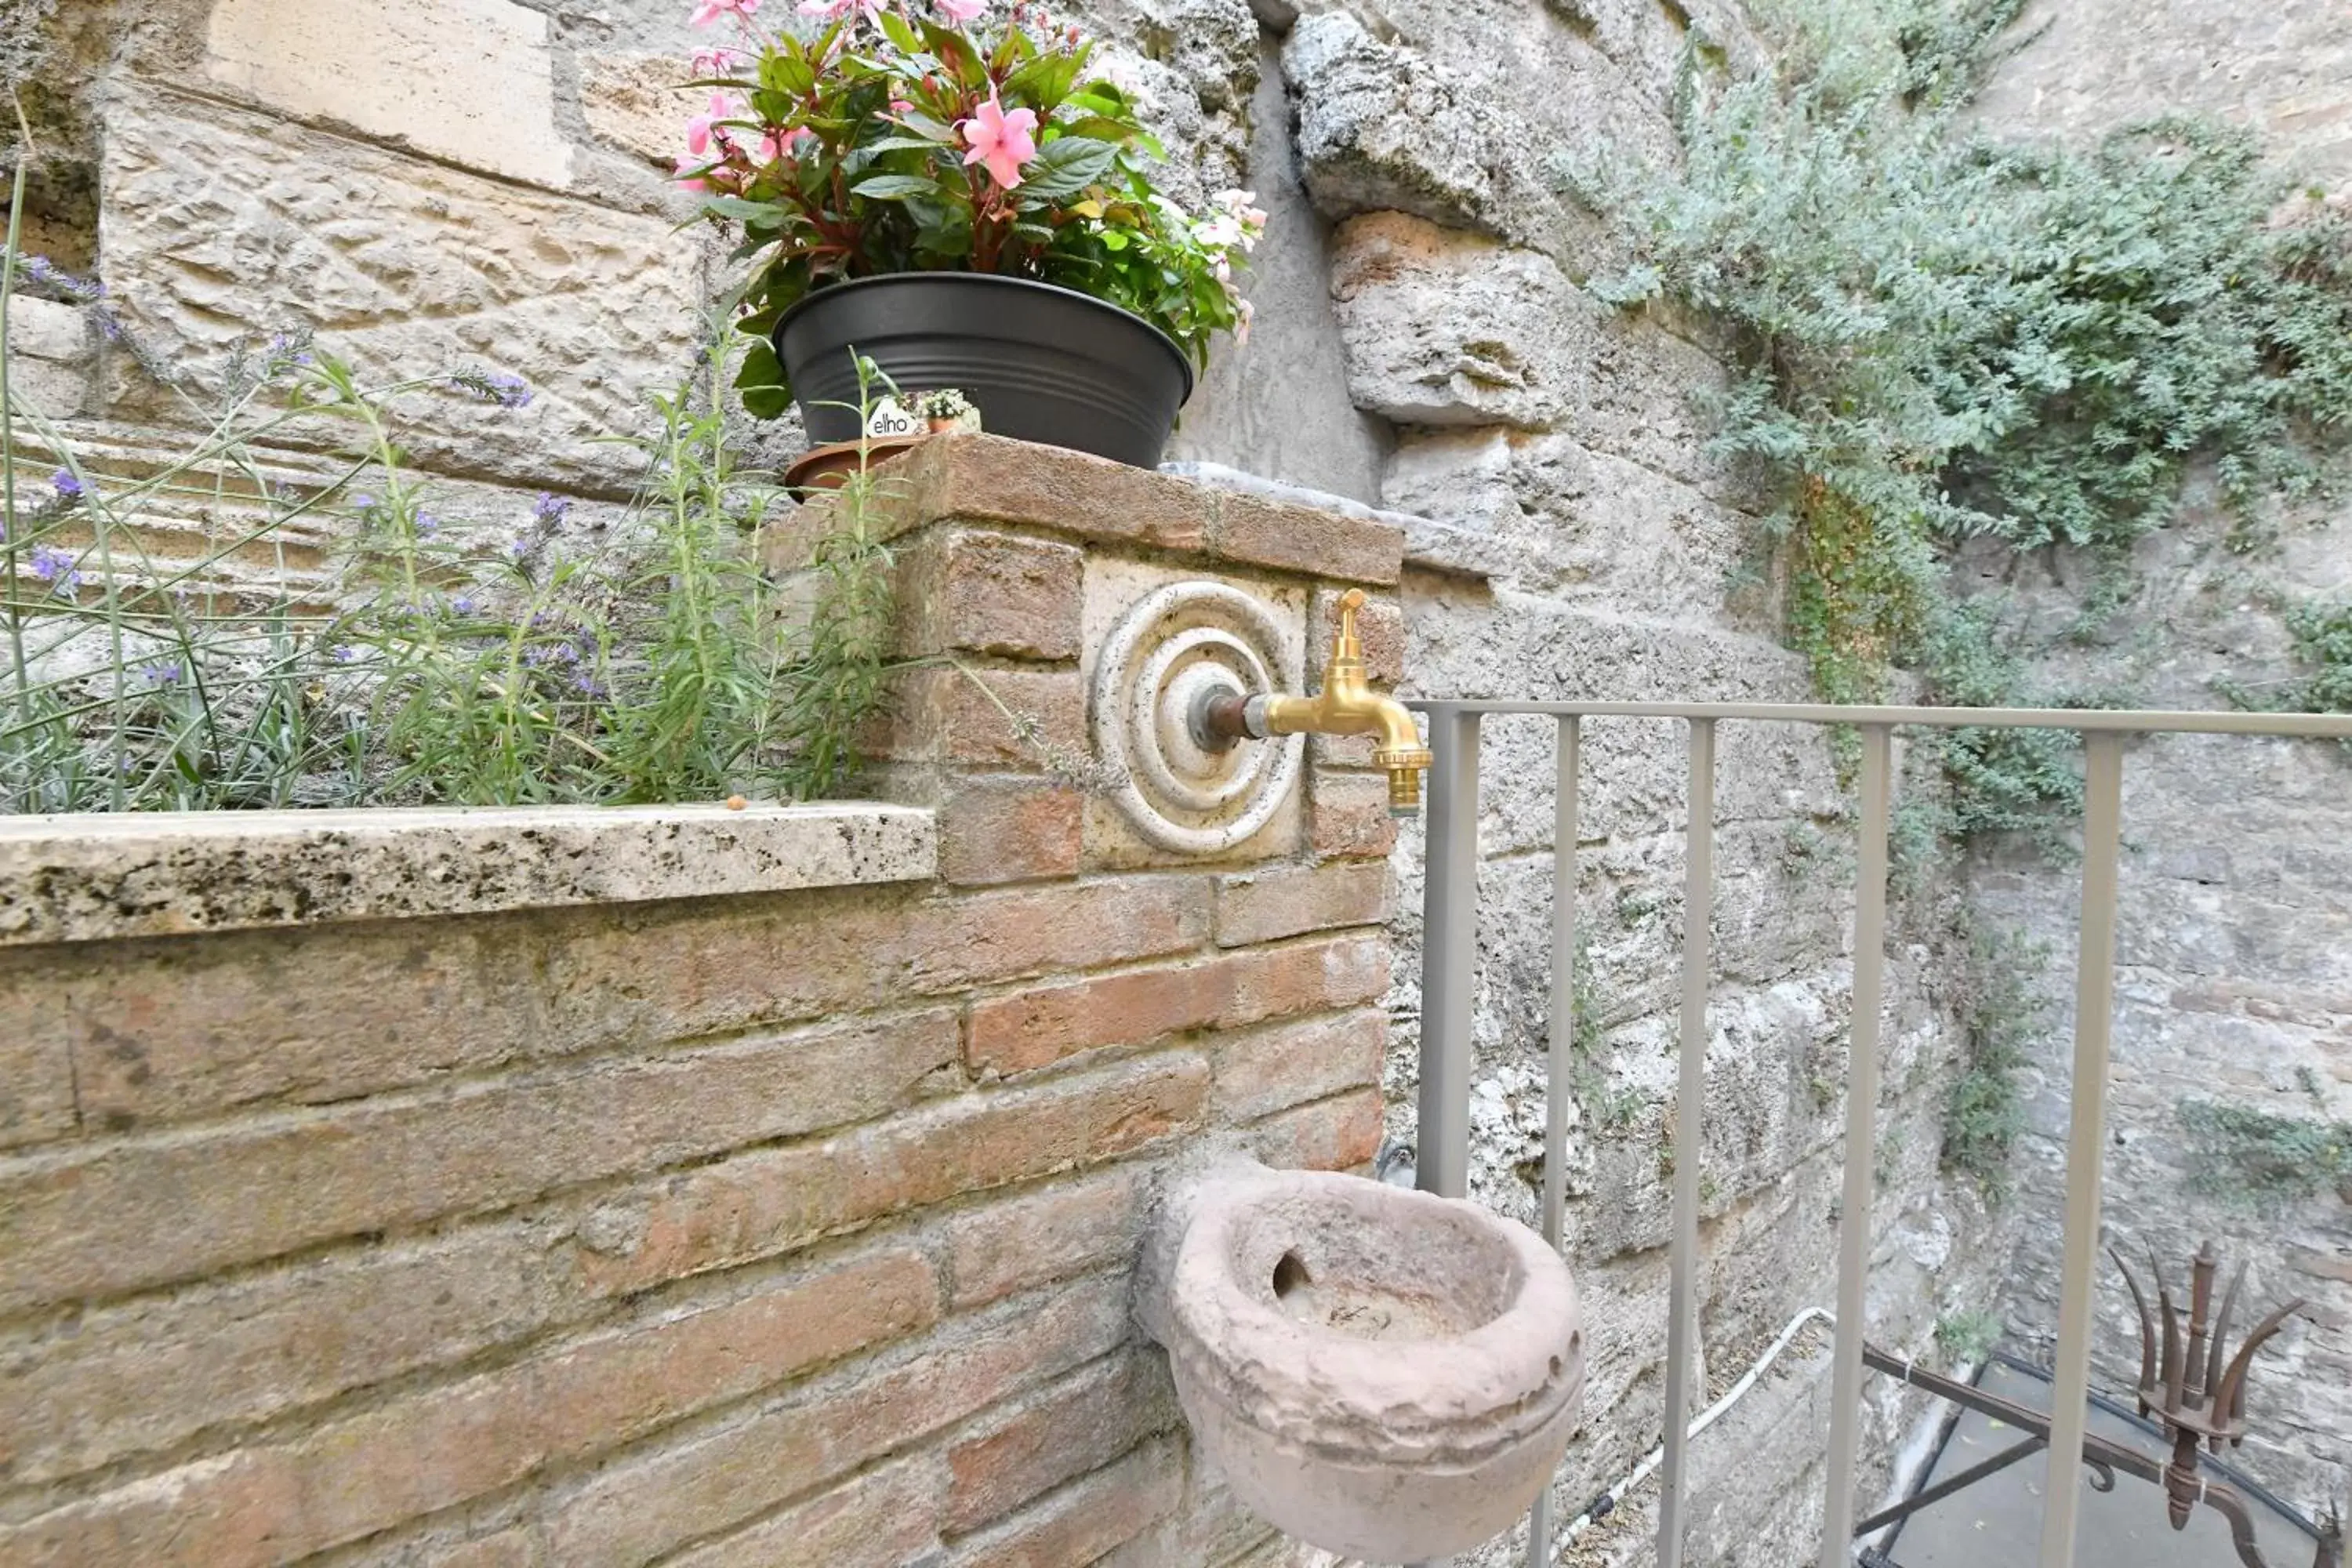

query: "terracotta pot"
(782, 436), (924, 497)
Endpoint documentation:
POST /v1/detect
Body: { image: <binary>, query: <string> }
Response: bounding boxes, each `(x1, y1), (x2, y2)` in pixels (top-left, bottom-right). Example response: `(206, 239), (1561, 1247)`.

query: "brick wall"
(0, 448), (1406, 1567)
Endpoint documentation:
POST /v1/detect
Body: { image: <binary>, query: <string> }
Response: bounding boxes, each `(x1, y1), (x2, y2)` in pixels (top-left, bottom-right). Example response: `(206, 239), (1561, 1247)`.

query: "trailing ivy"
(1581, 0), (2352, 840)
(1940, 920), (2045, 1203)
(2227, 597), (2352, 753)
(2176, 1098), (2352, 1214)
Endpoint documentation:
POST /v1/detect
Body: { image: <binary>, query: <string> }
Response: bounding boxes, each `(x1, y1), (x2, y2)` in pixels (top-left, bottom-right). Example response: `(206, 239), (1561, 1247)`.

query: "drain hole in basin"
(1272, 1250), (1312, 1301)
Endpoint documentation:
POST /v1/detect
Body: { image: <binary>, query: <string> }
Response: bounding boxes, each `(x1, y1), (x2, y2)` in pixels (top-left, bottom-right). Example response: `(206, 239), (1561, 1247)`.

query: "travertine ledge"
(0, 803), (936, 947)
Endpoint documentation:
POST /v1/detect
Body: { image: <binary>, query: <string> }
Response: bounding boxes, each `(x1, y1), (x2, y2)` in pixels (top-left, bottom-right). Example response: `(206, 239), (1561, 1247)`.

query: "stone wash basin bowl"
(1137, 1162), (1584, 1562)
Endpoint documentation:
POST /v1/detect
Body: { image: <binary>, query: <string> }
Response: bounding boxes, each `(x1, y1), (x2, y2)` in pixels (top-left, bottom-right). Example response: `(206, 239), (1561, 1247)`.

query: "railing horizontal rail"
(1406, 699), (2352, 739)
(1414, 700), (2347, 1568)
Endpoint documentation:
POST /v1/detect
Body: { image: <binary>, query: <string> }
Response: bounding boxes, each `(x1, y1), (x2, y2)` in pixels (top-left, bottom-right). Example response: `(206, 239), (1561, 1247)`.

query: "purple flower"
(51, 469), (82, 500)
(451, 368), (534, 408)
(450, 595), (478, 615)
(27, 546), (80, 590)
(139, 661), (183, 688)
(331, 645), (358, 663)
(352, 493), (377, 516)
(415, 511), (439, 537)
(533, 492), (569, 526)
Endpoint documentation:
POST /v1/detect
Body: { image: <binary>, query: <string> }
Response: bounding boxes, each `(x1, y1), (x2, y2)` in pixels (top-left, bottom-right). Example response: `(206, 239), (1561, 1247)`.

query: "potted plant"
(675, 0), (1265, 467)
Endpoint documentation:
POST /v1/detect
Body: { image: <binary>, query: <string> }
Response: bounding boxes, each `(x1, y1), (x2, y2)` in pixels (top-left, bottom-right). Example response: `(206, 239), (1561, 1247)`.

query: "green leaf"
(862, 133), (953, 154)
(701, 195), (786, 228)
(853, 173), (950, 200)
(1015, 137), (1116, 203)
(878, 9), (921, 53)
(735, 338), (792, 419)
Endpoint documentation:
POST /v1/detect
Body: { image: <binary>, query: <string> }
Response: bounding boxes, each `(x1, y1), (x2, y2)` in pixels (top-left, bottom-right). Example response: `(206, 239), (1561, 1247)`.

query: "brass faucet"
(1195, 590), (1432, 816)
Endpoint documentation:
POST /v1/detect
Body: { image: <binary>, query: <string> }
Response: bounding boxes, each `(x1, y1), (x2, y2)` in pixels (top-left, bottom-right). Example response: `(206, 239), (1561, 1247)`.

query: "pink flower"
(689, 0), (760, 26)
(753, 131), (786, 163)
(796, 0), (882, 17)
(936, 0), (985, 20)
(889, 97), (915, 115)
(959, 94), (1038, 190)
(686, 92), (735, 156)
(673, 153), (713, 192)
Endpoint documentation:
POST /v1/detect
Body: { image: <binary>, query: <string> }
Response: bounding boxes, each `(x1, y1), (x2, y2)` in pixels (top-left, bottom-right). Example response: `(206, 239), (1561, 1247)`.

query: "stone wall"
(6, 1), (2032, 1563)
(1965, 0), (2352, 1516)
(0, 442), (1413, 1566)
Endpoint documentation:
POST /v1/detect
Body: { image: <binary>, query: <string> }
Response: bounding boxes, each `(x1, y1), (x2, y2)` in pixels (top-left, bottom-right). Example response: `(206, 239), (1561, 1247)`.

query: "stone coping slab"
(0, 802), (936, 949)
(763, 434), (1407, 587)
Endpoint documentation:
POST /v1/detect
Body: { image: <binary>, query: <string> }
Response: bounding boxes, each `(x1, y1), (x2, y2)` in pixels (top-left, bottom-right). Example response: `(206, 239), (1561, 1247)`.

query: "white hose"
(1548, 1305), (1838, 1563)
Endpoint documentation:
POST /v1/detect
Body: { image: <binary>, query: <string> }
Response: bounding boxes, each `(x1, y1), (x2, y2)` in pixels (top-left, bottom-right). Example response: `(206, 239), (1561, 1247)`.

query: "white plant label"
(865, 397), (921, 439)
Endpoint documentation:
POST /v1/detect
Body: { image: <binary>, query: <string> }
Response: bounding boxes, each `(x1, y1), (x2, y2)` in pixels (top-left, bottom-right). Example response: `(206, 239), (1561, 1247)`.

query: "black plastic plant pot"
(772, 273), (1195, 470)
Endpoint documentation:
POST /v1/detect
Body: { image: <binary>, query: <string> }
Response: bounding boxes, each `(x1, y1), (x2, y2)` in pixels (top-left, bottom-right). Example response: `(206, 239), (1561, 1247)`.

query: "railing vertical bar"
(1526, 716), (1582, 1568)
(1657, 717), (1715, 1568)
(2038, 730), (2129, 1568)
(1417, 705), (1480, 1203)
(1821, 724), (1893, 1568)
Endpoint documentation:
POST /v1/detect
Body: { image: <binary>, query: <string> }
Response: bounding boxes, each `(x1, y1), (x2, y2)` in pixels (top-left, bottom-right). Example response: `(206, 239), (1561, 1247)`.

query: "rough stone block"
(0, 1009), (958, 1313)
(945, 1352), (1176, 1534)
(940, 776), (1083, 884)
(1330, 211), (1593, 430)
(899, 528), (1086, 661)
(580, 52), (701, 166)
(950, 1436), (1184, 1568)
(1214, 859), (1392, 947)
(947, 1165), (1151, 1311)
(0, 1247), (937, 1566)
(8, 296), (89, 362)
(100, 93), (697, 488)
(964, 934), (1390, 1077)
(575, 1052), (1211, 1294)
(206, 0), (575, 188)
(661, 1455), (948, 1568)
(1212, 1007), (1388, 1122)
(547, 1278), (1130, 1568)
(1309, 770), (1399, 859)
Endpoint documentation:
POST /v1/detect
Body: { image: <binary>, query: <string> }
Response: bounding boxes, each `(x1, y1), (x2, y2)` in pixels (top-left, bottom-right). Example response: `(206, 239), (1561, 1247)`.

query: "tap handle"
(1330, 588), (1365, 663)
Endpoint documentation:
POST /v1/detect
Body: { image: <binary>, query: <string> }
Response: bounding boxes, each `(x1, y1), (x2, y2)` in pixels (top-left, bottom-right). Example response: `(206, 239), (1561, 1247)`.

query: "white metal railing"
(1406, 701), (2352, 1568)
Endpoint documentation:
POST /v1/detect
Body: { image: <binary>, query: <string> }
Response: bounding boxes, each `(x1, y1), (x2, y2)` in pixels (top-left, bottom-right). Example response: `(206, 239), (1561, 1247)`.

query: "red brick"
(949, 1439), (1185, 1566)
(1213, 1007), (1388, 1122)
(0, 1010), (957, 1315)
(898, 528), (1083, 661)
(872, 665), (1086, 771)
(1213, 860), (1392, 947)
(1209, 489), (1404, 586)
(579, 1052), (1210, 1295)
(1310, 769), (1402, 859)
(40, 879), (1204, 1135)
(548, 1276), (1130, 1568)
(1248, 1087), (1385, 1172)
(662, 1454), (947, 1568)
(0, 1219), (575, 1487)
(948, 1166), (1149, 1310)
(965, 934), (1390, 1077)
(0, 956), (74, 1149)
(941, 776), (1083, 885)
(0, 1247), (937, 1567)
(946, 1353), (1176, 1533)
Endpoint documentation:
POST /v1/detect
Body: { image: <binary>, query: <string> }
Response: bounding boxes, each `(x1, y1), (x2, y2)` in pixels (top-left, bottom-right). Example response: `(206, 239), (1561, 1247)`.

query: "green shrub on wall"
(1581, 0), (2352, 839)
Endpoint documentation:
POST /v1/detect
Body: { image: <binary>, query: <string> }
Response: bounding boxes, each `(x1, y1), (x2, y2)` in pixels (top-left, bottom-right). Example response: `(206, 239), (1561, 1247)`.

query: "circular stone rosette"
(1091, 582), (1306, 856)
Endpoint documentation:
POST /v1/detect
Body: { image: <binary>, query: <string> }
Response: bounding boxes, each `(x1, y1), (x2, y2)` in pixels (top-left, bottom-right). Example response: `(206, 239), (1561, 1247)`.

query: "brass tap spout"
(1196, 589), (1432, 816)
